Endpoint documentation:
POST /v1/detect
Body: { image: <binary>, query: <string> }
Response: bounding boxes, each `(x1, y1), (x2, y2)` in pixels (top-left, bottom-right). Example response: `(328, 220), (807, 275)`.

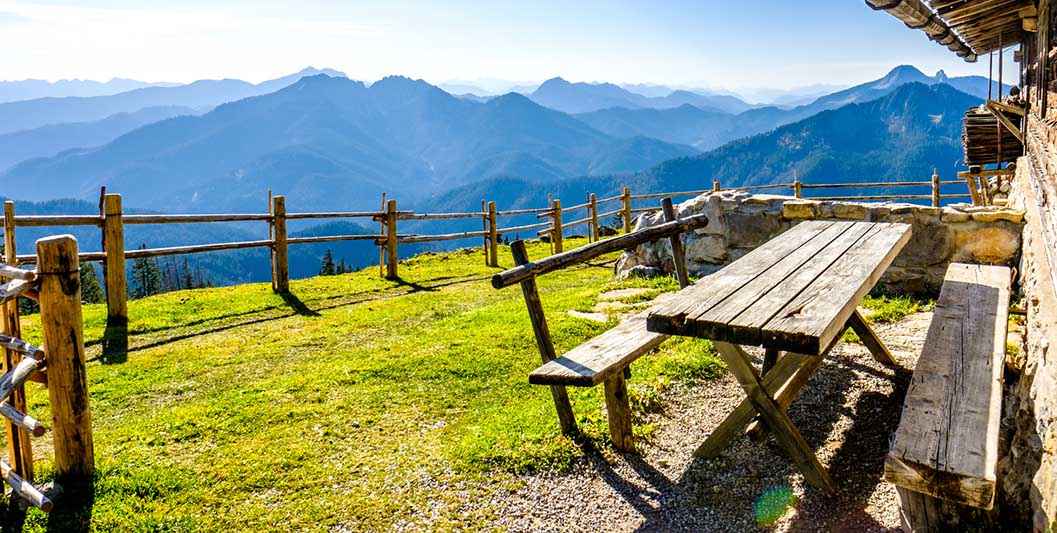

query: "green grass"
(843, 293), (935, 343)
(7, 241), (721, 532)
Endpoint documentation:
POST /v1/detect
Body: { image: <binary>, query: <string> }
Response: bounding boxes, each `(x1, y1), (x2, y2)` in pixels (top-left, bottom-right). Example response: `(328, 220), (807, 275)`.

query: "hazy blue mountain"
(528, 77), (753, 114)
(0, 105), (199, 171)
(575, 104), (732, 150)
(0, 77), (180, 104)
(431, 82), (982, 216)
(4, 75), (695, 212)
(0, 67), (346, 134)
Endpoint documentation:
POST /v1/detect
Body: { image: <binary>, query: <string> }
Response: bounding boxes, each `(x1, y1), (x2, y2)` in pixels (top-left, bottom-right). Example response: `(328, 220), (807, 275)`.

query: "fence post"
(386, 199), (398, 279)
(37, 235), (94, 489)
(488, 201), (498, 267)
(621, 187), (632, 234)
(551, 199), (563, 253)
(272, 195), (289, 293)
(102, 194), (127, 325)
(931, 169), (941, 207)
(589, 193), (598, 242)
(793, 175), (803, 199)
(268, 190), (276, 292)
(481, 200), (489, 265)
(713, 180), (721, 192)
(2, 201), (33, 481)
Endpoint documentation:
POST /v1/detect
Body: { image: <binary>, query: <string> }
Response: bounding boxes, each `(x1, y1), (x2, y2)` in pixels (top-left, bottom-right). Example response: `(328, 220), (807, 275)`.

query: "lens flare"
(754, 485), (798, 525)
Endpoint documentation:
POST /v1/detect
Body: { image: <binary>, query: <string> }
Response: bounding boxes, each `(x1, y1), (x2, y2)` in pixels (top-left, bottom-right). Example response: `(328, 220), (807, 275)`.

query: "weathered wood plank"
(510, 241), (578, 436)
(713, 342), (837, 492)
(763, 223), (912, 355)
(885, 263), (1010, 510)
(847, 309), (898, 365)
(696, 222), (870, 348)
(647, 221), (837, 337)
(529, 311), (668, 386)
(604, 374), (635, 453)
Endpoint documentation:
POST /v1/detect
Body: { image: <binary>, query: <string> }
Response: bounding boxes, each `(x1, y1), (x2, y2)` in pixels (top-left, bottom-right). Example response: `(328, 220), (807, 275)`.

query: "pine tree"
(80, 262), (105, 304)
(130, 244), (161, 299)
(182, 258), (195, 290)
(337, 258), (348, 274)
(319, 250), (336, 276)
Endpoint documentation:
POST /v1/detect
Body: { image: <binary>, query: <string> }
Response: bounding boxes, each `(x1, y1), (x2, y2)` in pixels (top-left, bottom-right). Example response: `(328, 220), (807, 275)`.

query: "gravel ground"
(488, 310), (932, 533)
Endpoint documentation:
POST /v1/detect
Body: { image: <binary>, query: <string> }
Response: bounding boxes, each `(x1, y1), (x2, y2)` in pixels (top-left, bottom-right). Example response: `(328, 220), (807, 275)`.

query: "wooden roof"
(928, 0), (1034, 54)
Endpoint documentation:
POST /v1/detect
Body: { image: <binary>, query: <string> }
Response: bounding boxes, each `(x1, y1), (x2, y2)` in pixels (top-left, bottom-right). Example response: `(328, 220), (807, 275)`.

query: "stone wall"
(615, 191), (1024, 295)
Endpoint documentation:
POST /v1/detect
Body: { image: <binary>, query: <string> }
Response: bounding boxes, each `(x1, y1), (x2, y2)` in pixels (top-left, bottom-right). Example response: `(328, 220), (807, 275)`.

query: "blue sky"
(0, 0), (1017, 94)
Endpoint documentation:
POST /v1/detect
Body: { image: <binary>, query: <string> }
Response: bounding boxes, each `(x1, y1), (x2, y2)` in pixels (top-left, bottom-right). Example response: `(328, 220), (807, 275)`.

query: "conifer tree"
(131, 244), (161, 299)
(80, 262), (105, 304)
(183, 258), (195, 290)
(319, 249), (336, 276)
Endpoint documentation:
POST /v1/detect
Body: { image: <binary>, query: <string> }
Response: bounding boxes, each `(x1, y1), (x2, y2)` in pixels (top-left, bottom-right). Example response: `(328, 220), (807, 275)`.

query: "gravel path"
(488, 311), (931, 532)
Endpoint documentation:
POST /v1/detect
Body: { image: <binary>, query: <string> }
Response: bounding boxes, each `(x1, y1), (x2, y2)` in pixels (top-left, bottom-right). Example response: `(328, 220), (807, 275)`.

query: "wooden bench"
(492, 198), (707, 452)
(885, 262), (1011, 530)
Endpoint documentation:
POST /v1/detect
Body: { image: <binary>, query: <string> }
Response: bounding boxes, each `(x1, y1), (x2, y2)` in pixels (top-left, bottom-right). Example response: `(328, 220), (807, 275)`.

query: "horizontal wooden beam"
(0, 460), (52, 512)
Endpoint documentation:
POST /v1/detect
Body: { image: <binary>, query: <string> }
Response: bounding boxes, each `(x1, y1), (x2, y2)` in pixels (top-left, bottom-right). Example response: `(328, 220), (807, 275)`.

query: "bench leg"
(714, 342), (837, 492)
(549, 386), (579, 437)
(847, 309), (898, 366)
(604, 374), (636, 453)
(695, 352), (806, 458)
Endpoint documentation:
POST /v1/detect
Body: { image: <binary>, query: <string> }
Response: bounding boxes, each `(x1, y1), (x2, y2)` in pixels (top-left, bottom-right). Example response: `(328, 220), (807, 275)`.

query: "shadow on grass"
(100, 319), (128, 365)
(0, 499), (27, 533)
(46, 478), (94, 533)
(280, 291), (321, 317)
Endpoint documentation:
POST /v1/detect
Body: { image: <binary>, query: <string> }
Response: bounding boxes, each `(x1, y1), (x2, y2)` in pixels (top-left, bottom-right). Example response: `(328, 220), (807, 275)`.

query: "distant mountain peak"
(935, 69), (949, 81)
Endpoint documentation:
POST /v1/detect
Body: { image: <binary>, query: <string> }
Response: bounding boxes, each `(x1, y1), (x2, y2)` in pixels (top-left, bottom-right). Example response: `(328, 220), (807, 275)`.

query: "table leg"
(762, 347), (780, 375)
(694, 352), (806, 459)
(747, 355), (825, 443)
(713, 341), (837, 492)
(847, 309), (898, 366)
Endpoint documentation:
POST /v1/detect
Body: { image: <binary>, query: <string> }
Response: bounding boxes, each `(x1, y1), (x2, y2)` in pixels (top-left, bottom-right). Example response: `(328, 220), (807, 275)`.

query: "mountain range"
(0, 77), (180, 103)
(527, 76), (755, 114)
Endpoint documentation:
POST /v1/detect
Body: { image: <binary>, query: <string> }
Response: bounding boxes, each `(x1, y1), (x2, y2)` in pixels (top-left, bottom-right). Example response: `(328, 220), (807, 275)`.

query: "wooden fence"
(0, 235), (94, 513)
(1, 174), (983, 327)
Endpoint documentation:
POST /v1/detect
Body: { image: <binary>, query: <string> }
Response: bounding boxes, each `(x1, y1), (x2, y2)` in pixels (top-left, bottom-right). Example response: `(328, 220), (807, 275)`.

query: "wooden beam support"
(986, 100), (1024, 144)
(848, 309), (898, 366)
(102, 194), (127, 324)
(604, 374), (635, 453)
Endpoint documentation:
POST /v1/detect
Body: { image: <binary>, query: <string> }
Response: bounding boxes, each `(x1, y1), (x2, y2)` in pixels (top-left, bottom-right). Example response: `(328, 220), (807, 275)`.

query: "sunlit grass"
(9, 240), (721, 532)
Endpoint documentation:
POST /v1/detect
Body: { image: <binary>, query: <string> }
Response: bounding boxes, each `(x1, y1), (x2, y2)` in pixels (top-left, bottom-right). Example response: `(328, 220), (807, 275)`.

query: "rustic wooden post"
(268, 190), (276, 292)
(931, 169), (941, 207)
(272, 195), (289, 293)
(385, 199), (398, 279)
(102, 194), (127, 324)
(487, 201), (498, 267)
(794, 173), (803, 199)
(661, 198), (690, 288)
(591, 192), (600, 242)
(551, 199), (563, 254)
(2, 201), (33, 481)
(621, 187), (632, 234)
(36, 235), (94, 488)
(713, 180), (721, 192)
(510, 240), (578, 436)
(481, 200), (489, 265)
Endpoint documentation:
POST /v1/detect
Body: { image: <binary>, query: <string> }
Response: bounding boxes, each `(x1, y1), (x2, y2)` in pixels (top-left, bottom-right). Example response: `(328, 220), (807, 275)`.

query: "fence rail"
(1, 171), (994, 328)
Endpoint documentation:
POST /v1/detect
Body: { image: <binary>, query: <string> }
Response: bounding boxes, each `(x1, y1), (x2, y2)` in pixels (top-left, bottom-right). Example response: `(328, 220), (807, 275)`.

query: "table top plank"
(714, 219), (879, 346)
(645, 220), (837, 337)
(691, 221), (868, 346)
(762, 222), (911, 354)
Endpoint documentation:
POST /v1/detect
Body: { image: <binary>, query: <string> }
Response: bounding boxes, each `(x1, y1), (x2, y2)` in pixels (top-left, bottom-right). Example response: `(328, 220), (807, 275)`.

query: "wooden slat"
(0, 403), (44, 437)
(0, 264), (34, 281)
(693, 222), (870, 348)
(0, 334), (43, 360)
(647, 221), (837, 337)
(0, 279), (34, 305)
(0, 356), (43, 402)
(0, 460), (52, 512)
(763, 223), (912, 355)
(885, 263), (1010, 510)
(529, 311), (668, 387)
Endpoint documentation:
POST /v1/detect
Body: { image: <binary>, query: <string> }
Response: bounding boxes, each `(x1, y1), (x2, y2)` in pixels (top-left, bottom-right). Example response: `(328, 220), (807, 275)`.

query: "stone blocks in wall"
(615, 191), (1025, 295)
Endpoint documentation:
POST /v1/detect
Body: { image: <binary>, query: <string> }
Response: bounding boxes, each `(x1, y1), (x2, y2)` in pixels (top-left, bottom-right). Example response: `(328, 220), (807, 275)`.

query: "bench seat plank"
(885, 263), (1010, 510)
(529, 310), (668, 387)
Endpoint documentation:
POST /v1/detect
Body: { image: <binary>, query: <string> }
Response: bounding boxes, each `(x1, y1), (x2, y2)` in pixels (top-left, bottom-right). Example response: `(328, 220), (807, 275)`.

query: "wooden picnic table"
(646, 220), (912, 492)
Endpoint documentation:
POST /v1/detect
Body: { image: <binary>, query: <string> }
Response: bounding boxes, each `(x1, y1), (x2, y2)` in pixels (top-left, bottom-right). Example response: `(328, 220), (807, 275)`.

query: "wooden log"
(286, 211), (388, 220)
(272, 196), (289, 293)
(661, 198), (690, 288)
(269, 190), (275, 292)
(622, 187), (632, 233)
(2, 201), (33, 482)
(488, 201), (498, 267)
(0, 460), (52, 512)
(0, 279), (34, 305)
(36, 235), (94, 486)
(628, 189), (711, 200)
(481, 200), (488, 265)
(396, 212), (487, 220)
(122, 213), (273, 224)
(494, 207), (553, 216)
(0, 356), (43, 401)
(551, 199), (563, 254)
(13, 215), (102, 227)
(125, 240), (274, 258)
(510, 241), (578, 436)
(596, 208), (623, 220)
(932, 170), (941, 207)
(0, 264), (35, 281)
(287, 235), (384, 245)
(0, 334), (43, 360)
(596, 193), (624, 205)
(492, 213), (709, 289)
(0, 402), (44, 437)
(496, 221), (551, 234)
(713, 180), (721, 192)
(385, 200), (398, 280)
(799, 181), (935, 189)
(604, 374), (635, 453)
(384, 230), (489, 245)
(102, 194), (127, 325)
(794, 174), (803, 198)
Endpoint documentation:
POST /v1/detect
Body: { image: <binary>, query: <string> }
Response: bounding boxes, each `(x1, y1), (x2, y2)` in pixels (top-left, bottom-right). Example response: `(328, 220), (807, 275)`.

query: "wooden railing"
(1, 173), (984, 327)
(0, 235), (94, 514)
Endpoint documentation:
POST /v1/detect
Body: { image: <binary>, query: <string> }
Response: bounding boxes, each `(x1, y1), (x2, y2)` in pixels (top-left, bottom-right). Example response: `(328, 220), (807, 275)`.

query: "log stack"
(963, 105), (1023, 166)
